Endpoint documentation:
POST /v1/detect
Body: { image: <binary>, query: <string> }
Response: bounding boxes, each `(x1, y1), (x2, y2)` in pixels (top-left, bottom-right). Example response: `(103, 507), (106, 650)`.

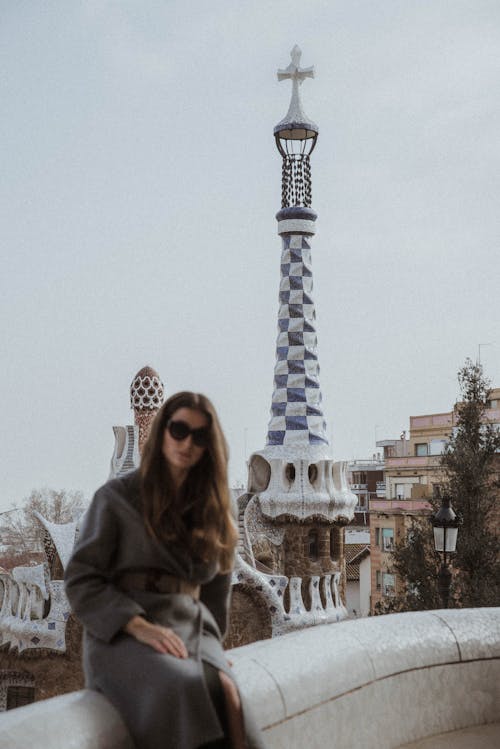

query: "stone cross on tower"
(267, 46), (326, 455)
(276, 44), (315, 131)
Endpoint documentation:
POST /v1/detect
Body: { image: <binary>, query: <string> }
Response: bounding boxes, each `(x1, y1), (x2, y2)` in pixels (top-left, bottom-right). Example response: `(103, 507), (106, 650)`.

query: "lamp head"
(431, 495), (460, 553)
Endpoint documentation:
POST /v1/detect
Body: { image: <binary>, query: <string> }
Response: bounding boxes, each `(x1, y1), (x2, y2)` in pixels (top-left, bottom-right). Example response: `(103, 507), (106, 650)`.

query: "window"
(375, 527), (394, 550)
(487, 399), (498, 409)
(429, 440), (446, 456)
(308, 463), (318, 485)
(352, 471), (367, 485)
(356, 493), (368, 510)
(7, 686), (35, 710)
(415, 443), (428, 456)
(395, 483), (406, 500)
(432, 484), (443, 500)
(382, 528), (394, 551)
(382, 573), (395, 596)
(376, 570), (381, 589)
(329, 529), (335, 559)
(308, 530), (319, 561)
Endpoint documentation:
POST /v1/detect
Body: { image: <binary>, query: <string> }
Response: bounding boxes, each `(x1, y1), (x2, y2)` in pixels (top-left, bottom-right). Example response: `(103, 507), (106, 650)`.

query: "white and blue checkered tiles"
(267, 233), (328, 448)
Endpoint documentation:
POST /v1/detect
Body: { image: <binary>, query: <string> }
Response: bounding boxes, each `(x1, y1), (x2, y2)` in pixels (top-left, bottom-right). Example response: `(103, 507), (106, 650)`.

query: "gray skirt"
(83, 592), (264, 749)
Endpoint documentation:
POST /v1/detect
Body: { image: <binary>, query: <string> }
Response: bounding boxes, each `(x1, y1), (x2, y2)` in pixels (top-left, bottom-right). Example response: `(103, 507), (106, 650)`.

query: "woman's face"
(161, 407), (209, 482)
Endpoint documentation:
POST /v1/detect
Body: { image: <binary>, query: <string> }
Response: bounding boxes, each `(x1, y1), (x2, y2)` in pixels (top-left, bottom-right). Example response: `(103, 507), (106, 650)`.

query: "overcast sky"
(1, 1), (499, 512)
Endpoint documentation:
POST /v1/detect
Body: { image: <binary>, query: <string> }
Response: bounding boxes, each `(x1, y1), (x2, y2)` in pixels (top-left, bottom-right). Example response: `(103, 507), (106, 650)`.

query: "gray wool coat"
(64, 470), (265, 749)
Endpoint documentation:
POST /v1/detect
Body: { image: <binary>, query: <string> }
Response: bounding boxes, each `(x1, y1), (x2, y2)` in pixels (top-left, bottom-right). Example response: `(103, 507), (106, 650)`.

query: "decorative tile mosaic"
(232, 556), (347, 637)
(266, 234), (328, 449)
(0, 520), (73, 654)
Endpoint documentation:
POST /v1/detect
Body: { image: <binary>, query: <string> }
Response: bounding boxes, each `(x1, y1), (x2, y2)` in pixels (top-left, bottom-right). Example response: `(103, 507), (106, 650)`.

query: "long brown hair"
(140, 391), (237, 572)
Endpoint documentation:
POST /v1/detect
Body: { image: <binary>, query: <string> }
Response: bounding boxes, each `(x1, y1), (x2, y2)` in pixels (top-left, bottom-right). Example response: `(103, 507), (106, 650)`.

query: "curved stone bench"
(1, 608), (499, 749)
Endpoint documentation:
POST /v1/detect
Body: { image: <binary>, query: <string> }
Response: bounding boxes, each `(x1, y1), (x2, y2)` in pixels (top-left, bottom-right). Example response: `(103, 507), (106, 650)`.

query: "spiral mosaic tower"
(245, 46), (356, 522)
(266, 46), (328, 456)
(210, 47), (357, 649)
(266, 216), (327, 448)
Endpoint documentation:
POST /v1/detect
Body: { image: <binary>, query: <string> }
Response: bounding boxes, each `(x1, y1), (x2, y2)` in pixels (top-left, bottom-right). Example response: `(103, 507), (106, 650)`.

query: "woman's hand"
(124, 616), (188, 658)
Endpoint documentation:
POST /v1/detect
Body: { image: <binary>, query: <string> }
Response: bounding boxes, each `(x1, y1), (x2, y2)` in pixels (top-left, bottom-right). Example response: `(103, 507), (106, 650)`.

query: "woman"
(65, 391), (265, 749)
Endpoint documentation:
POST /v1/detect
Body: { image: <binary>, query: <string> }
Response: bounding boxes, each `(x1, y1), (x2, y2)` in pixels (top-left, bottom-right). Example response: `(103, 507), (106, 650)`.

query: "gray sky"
(1, 0), (499, 512)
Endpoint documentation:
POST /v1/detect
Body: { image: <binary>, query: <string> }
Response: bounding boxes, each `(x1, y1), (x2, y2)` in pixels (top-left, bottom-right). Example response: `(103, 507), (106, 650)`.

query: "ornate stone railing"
(232, 556), (347, 636)
(1, 608), (499, 748)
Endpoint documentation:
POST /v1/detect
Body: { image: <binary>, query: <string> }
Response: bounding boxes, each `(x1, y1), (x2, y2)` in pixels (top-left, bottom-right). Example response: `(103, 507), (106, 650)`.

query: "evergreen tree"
(441, 360), (500, 606)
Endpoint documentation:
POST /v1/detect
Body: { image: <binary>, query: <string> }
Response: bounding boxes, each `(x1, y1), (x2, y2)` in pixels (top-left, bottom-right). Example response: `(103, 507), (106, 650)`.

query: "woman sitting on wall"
(65, 391), (265, 749)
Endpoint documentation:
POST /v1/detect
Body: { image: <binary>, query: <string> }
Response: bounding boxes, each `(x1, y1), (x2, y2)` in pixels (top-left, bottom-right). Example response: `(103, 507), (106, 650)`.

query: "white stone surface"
(432, 607), (500, 660)
(32, 512), (77, 570)
(401, 723), (500, 749)
(0, 690), (134, 749)
(336, 610), (460, 678)
(11, 564), (48, 599)
(277, 218), (316, 235)
(256, 455), (357, 522)
(109, 424), (140, 479)
(231, 656), (286, 728)
(263, 661), (500, 749)
(275, 46), (317, 134)
(1, 609), (499, 749)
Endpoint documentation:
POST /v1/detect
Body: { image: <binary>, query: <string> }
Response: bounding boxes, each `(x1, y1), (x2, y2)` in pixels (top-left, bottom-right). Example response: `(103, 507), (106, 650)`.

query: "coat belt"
(116, 570), (200, 599)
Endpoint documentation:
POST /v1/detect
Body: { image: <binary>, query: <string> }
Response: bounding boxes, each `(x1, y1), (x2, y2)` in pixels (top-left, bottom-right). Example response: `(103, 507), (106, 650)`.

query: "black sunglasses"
(166, 419), (210, 448)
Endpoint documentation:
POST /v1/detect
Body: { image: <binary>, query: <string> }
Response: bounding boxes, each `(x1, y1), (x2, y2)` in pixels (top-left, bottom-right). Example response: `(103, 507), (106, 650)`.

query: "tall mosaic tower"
(267, 45), (327, 454)
(227, 48), (356, 649)
(246, 46), (355, 519)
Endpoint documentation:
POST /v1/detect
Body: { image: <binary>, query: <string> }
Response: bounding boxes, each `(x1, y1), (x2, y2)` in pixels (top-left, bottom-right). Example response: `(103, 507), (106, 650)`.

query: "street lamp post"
(431, 493), (460, 608)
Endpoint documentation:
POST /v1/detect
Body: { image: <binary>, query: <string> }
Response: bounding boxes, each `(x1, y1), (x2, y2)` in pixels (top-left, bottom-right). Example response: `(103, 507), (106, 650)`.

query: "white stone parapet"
(1, 609), (499, 748)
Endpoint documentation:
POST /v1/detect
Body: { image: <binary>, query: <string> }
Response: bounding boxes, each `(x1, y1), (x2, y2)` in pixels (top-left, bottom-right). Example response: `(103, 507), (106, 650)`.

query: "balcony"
(385, 455), (440, 469)
(370, 498), (432, 512)
(410, 413), (454, 429)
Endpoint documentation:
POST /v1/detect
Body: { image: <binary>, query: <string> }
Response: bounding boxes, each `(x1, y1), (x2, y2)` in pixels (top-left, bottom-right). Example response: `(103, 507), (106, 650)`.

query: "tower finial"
(277, 45), (314, 87)
(274, 46), (318, 209)
(275, 46), (318, 141)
